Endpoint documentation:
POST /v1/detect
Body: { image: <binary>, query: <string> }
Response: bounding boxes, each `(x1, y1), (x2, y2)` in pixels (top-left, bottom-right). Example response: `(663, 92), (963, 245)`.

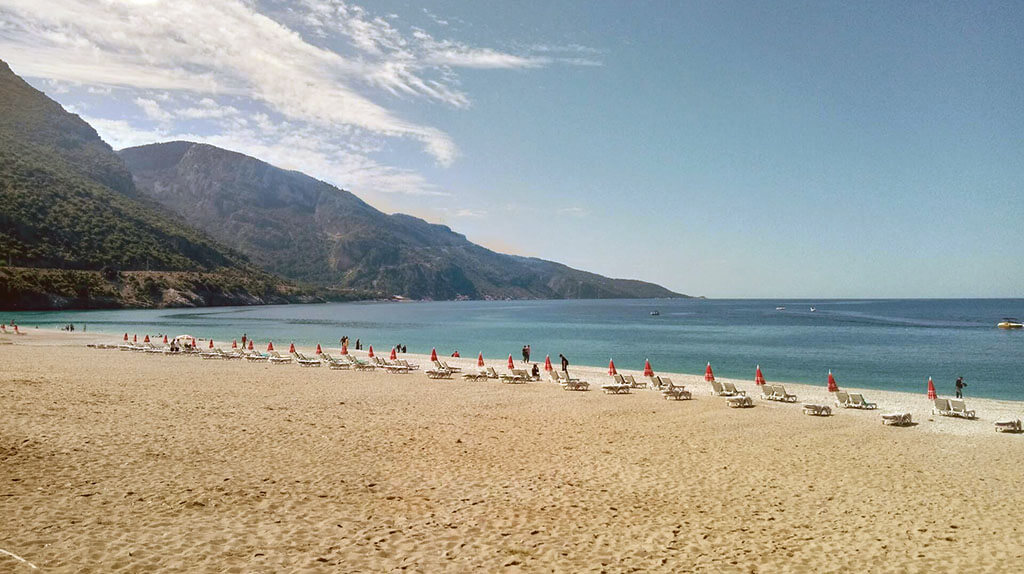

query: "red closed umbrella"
(643, 359), (653, 377)
(544, 355), (552, 371)
(209, 339), (214, 349)
(267, 341), (274, 351)
(341, 342), (347, 355)
(430, 348), (438, 361)
(315, 343), (322, 354)
(755, 365), (766, 385)
(827, 370), (839, 393)
(704, 362), (715, 382)
(191, 337), (197, 348)
(232, 340), (237, 349)
(143, 335), (150, 343)
(608, 359), (617, 375)
(507, 355), (514, 370)
(289, 342), (296, 353)
(248, 340), (254, 350)
(123, 333), (129, 341)
(390, 347), (397, 360)
(368, 345), (374, 358)
(927, 377), (936, 399)
(133, 334), (137, 343)
(478, 352), (485, 367)
(163, 335), (168, 344)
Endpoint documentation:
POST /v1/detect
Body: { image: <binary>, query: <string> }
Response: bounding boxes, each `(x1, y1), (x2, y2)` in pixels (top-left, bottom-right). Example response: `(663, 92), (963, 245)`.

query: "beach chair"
(882, 412), (912, 426)
(244, 350), (268, 362)
(501, 369), (529, 383)
(436, 360), (461, 373)
(932, 398), (954, 416)
(463, 369), (488, 381)
(267, 351), (292, 364)
(399, 359), (419, 371)
(722, 382), (746, 396)
(848, 393), (877, 410)
(222, 348), (245, 360)
(771, 385), (798, 402)
(200, 347), (224, 360)
(661, 381), (691, 400)
(425, 365), (453, 379)
(727, 396), (754, 408)
(601, 378), (631, 394)
(994, 419), (1022, 433)
(647, 375), (661, 390)
(548, 371), (561, 384)
(948, 399), (976, 419)
(710, 381), (728, 396)
(834, 391), (852, 408)
(558, 371), (582, 384)
(292, 352), (322, 367)
(802, 404), (832, 416)
(320, 353), (351, 370)
(346, 355), (375, 371)
(485, 367), (501, 380)
(562, 377), (590, 391)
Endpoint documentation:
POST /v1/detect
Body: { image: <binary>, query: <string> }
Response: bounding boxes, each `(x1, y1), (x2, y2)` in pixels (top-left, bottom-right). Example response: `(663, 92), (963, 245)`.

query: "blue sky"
(2, 1), (1022, 297)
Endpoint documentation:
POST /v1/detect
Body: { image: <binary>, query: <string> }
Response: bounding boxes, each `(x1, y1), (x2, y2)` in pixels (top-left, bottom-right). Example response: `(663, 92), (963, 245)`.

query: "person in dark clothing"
(355, 339), (361, 350)
(955, 376), (966, 399)
(531, 363), (540, 379)
(522, 345), (529, 363)
(559, 353), (569, 372)
(525, 345), (531, 363)
(242, 334), (247, 347)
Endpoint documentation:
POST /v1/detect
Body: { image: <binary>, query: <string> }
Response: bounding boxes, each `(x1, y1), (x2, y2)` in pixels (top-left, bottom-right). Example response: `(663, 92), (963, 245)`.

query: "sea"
(5, 299), (1023, 401)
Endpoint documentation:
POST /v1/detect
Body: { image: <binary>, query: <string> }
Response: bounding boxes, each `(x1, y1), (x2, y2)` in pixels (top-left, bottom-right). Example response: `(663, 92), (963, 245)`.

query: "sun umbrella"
(232, 340), (237, 349)
(133, 334), (137, 343)
(478, 352), (485, 367)
(643, 359), (653, 377)
(827, 370), (839, 392)
(608, 359), (617, 375)
(209, 339), (214, 349)
(123, 333), (128, 341)
(755, 365), (766, 385)
(704, 362), (715, 382)
(163, 335), (168, 344)
(507, 355), (514, 370)
(390, 347), (397, 360)
(430, 348), (438, 361)
(544, 355), (552, 371)
(368, 345), (374, 358)
(315, 343), (322, 354)
(289, 342), (296, 353)
(143, 335), (150, 343)
(267, 341), (274, 351)
(927, 377), (936, 399)
(248, 340), (254, 350)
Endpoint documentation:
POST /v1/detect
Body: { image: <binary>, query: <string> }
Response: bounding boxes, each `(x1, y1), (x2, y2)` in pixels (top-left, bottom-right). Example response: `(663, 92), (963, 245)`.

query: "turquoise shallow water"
(5, 298), (1024, 400)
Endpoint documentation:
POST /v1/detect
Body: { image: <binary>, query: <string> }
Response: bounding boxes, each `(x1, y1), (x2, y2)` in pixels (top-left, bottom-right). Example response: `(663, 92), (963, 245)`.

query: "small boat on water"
(809, 306), (817, 312)
(775, 306), (786, 311)
(650, 311), (660, 316)
(997, 318), (1023, 329)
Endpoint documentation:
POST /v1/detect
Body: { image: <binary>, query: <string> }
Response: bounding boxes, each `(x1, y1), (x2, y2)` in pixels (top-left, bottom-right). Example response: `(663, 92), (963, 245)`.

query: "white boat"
(650, 311), (660, 316)
(809, 306), (816, 312)
(997, 318), (1023, 329)
(775, 306), (786, 310)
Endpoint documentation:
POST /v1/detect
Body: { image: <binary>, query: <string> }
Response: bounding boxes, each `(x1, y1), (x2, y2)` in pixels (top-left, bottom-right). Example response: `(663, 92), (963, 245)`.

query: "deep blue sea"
(5, 299), (1024, 400)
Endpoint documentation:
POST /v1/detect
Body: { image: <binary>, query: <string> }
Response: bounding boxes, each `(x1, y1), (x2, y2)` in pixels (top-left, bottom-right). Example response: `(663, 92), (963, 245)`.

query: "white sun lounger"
(727, 396), (754, 408)
(802, 403), (832, 416)
(881, 412), (913, 426)
(847, 393), (877, 410)
(994, 419), (1022, 433)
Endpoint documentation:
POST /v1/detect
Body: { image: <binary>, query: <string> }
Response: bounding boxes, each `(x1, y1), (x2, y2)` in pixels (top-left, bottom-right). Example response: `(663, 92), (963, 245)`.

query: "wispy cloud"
(0, 0), (599, 196)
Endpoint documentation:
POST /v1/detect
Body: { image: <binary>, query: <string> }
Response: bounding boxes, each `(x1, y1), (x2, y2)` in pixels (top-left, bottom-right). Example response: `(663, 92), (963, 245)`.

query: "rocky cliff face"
(120, 142), (686, 300)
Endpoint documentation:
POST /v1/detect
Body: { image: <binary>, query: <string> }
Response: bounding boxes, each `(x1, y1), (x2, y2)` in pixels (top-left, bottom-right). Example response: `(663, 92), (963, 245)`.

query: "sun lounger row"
(727, 395), (753, 408)
(710, 381), (746, 397)
(803, 403), (831, 416)
(994, 419), (1022, 433)
(882, 412), (913, 426)
(658, 378), (691, 400)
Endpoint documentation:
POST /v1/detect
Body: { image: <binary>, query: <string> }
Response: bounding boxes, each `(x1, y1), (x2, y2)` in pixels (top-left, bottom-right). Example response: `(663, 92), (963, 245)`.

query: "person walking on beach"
(355, 339), (361, 350)
(525, 345), (531, 363)
(559, 353), (569, 372)
(955, 376), (966, 399)
(241, 334), (247, 347)
(522, 345), (529, 363)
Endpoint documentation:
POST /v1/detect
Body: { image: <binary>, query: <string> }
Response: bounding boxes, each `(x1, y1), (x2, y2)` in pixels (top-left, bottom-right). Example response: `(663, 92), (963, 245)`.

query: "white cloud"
(0, 0), (600, 199)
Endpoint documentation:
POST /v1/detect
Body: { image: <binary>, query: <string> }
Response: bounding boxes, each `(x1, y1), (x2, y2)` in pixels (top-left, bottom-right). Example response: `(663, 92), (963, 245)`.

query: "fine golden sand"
(2, 332), (1024, 572)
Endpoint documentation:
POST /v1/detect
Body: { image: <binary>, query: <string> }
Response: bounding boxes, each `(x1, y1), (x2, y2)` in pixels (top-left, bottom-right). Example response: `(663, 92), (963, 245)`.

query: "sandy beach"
(3, 331), (1024, 572)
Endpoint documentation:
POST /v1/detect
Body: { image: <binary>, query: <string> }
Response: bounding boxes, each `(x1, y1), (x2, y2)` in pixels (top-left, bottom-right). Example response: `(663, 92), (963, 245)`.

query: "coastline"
(12, 329), (1024, 437)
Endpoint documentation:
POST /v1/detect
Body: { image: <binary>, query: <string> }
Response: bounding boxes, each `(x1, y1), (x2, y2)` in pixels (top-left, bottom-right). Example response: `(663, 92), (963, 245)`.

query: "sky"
(1, 1), (1022, 298)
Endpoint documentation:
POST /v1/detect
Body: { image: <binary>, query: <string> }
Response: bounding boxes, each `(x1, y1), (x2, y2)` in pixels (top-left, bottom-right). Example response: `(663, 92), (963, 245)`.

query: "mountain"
(119, 142), (685, 300)
(0, 60), (301, 309)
